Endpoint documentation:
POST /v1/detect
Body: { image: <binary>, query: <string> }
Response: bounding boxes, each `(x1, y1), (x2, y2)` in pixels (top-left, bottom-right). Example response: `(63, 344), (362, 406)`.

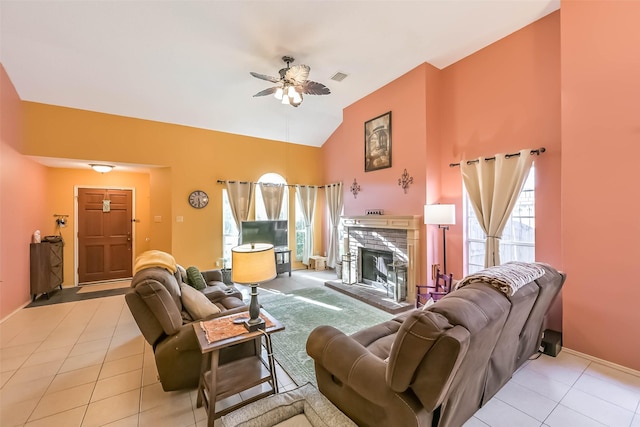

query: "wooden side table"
(193, 309), (285, 427)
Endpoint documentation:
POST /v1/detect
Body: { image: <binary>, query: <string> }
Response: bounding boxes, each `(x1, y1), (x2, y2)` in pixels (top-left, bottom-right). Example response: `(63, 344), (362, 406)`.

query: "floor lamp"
(424, 204), (456, 275)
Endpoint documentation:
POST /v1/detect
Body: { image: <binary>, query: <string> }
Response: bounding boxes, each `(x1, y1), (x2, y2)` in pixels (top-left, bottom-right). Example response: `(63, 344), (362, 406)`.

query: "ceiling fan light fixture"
(274, 87), (283, 100)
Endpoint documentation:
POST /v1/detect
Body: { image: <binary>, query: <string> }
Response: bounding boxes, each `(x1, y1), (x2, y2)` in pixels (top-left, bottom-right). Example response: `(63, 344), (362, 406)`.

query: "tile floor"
(1, 270), (639, 427)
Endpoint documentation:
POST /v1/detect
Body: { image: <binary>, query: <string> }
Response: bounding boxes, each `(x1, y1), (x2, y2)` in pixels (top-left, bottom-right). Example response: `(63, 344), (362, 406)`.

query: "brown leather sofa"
(307, 263), (565, 427)
(126, 266), (254, 391)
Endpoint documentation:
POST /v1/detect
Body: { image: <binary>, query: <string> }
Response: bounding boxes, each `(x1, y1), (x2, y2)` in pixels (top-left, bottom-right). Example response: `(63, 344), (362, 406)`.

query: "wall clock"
(188, 190), (209, 209)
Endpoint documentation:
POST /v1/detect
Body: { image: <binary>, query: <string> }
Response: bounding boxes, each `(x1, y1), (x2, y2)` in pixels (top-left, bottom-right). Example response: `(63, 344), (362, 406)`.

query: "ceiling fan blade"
(250, 72), (281, 83)
(253, 87), (279, 97)
(285, 65), (310, 85)
(301, 81), (331, 95)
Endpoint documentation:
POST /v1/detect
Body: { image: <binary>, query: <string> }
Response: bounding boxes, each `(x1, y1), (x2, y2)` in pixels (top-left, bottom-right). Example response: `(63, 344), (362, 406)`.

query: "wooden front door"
(78, 188), (133, 284)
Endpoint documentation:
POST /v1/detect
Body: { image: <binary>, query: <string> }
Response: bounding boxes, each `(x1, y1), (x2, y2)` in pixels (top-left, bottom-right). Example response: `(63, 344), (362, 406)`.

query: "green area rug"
(259, 286), (394, 386)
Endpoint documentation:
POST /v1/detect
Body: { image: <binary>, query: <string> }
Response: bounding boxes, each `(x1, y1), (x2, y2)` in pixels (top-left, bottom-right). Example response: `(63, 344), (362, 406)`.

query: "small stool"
(309, 256), (326, 271)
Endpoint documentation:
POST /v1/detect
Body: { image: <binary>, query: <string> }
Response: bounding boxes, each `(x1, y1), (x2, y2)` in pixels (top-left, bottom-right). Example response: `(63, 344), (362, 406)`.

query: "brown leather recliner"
(307, 263), (565, 427)
(126, 266), (254, 391)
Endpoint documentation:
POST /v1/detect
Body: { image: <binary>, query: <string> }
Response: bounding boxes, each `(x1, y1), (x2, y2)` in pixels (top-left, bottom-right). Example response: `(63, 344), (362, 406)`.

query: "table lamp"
(424, 204), (456, 274)
(231, 243), (277, 331)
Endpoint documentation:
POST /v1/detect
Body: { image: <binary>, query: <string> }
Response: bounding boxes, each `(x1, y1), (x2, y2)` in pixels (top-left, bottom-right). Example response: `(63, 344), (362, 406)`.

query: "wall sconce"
(90, 164), (115, 173)
(398, 169), (414, 194)
(350, 178), (361, 198)
(424, 204), (456, 274)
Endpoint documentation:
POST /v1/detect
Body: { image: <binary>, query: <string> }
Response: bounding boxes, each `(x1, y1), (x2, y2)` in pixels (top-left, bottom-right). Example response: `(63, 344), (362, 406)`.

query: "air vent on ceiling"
(330, 72), (348, 82)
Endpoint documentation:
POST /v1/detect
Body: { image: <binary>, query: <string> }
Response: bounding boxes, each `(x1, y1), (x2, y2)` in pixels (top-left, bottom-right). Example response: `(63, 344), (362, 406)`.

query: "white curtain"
(259, 183), (285, 220)
(295, 185), (318, 265)
(325, 183), (343, 268)
(226, 181), (254, 230)
(461, 149), (534, 267)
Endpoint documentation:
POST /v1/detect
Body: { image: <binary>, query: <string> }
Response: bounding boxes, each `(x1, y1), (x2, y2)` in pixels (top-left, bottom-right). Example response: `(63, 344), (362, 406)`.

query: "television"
(240, 220), (288, 249)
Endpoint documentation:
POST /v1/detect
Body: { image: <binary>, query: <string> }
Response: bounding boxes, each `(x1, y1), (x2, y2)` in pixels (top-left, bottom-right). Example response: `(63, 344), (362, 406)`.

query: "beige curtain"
(226, 182), (254, 230)
(325, 183), (343, 268)
(461, 149), (534, 267)
(295, 185), (318, 265)
(259, 183), (285, 220)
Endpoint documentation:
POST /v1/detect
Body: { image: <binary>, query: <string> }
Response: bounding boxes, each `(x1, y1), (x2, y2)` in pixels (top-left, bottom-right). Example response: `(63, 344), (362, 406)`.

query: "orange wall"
(1, 65), (48, 319)
(561, 0), (640, 370)
(21, 103), (324, 273)
(45, 168), (151, 286)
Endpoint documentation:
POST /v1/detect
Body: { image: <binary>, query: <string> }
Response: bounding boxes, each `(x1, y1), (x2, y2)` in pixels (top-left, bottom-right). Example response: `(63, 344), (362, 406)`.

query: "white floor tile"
(560, 388), (635, 427)
(82, 389), (140, 427)
(545, 404), (607, 427)
(526, 352), (590, 386)
(24, 405), (86, 427)
(47, 364), (101, 393)
(632, 415), (640, 427)
(463, 416), (491, 426)
(512, 363), (572, 402)
(29, 382), (94, 421)
(91, 369), (142, 402)
(495, 381), (558, 421)
(474, 398), (542, 427)
(574, 371), (640, 412)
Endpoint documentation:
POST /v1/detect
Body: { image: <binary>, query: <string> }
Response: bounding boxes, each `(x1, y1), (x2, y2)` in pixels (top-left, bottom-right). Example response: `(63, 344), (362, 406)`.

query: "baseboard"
(0, 298), (32, 324)
(563, 347), (640, 378)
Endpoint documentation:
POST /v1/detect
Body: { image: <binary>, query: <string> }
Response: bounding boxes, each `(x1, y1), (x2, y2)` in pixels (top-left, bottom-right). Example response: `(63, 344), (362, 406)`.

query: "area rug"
(259, 286), (394, 386)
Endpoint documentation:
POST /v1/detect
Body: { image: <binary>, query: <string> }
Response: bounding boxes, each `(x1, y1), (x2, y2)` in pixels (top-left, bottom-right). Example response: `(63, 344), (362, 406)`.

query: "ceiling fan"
(250, 56), (330, 107)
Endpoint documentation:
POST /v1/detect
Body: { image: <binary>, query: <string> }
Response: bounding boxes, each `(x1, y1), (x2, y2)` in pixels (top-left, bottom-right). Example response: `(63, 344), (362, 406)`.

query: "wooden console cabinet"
(30, 239), (64, 301)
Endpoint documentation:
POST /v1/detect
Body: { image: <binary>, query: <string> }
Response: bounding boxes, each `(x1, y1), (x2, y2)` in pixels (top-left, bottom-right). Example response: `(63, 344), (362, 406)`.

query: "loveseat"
(126, 256), (254, 391)
(307, 262), (565, 427)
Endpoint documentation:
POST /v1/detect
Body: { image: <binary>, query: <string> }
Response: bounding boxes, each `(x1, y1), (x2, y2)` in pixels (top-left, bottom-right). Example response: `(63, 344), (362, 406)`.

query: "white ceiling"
(1, 0), (559, 151)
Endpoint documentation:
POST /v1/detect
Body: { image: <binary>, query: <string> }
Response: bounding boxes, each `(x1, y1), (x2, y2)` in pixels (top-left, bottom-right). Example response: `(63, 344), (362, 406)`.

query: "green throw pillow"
(186, 266), (207, 291)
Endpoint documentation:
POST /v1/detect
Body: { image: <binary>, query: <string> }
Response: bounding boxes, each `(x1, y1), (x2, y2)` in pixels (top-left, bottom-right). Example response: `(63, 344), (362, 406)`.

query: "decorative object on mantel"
(364, 111), (392, 172)
(350, 178), (361, 198)
(397, 169), (414, 193)
(366, 209), (384, 215)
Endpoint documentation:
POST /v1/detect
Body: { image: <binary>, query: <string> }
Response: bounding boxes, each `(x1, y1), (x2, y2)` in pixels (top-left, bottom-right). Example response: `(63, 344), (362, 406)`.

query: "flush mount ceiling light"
(250, 56), (330, 107)
(90, 164), (115, 173)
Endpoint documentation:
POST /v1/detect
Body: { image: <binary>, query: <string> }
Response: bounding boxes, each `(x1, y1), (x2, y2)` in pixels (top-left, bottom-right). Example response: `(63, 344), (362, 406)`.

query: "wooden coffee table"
(193, 309), (284, 427)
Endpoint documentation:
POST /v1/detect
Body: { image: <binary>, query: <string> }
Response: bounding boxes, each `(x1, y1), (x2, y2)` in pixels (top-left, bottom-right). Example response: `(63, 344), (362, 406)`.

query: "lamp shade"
(231, 243), (276, 284)
(424, 204), (456, 225)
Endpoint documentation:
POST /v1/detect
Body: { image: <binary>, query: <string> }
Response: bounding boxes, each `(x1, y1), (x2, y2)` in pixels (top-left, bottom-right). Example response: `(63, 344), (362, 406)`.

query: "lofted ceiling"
(1, 0), (559, 151)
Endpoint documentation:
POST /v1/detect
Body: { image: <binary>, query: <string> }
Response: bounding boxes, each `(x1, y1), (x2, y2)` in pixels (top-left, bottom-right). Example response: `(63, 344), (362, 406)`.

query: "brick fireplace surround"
(342, 215), (421, 303)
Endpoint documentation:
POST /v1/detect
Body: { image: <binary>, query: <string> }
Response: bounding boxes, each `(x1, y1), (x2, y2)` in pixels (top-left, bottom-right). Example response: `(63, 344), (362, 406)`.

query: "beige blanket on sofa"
(134, 250), (177, 275)
(455, 261), (545, 296)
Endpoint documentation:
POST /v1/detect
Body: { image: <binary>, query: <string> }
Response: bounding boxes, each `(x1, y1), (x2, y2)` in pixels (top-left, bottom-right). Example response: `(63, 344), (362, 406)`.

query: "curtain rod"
(449, 147), (546, 167)
(216, 180), (342, 189)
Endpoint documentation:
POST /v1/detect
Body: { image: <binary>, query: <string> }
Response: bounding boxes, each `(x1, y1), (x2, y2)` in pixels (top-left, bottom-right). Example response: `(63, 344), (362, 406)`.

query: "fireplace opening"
(360, 248), (394, 291)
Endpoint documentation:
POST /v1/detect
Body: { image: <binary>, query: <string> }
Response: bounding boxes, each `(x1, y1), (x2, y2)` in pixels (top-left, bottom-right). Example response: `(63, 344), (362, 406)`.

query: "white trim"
(563, 347), (640, 378)
(74, 186), (136, 286)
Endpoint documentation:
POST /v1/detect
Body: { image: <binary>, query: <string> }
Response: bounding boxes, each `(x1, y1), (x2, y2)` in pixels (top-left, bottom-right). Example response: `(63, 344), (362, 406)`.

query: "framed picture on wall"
(364, 111), (392, 172)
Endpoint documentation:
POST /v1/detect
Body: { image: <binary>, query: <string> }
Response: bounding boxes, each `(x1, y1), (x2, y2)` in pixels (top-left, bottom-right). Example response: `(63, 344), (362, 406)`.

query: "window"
(255, 173), (288, 221)
(221, 189), (238, 268)
(465, 167), (535, 275)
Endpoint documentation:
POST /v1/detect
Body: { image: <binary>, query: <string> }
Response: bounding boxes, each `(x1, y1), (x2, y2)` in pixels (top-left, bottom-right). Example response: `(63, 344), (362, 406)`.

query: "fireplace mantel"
(341, 215), (422, 302)
(341, 215), (422, 230)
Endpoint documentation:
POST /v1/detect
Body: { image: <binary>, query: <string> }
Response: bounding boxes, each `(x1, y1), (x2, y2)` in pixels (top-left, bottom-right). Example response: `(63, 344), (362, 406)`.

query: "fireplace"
(360, 247), (393, 288)
(341, 215), (421, 303)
